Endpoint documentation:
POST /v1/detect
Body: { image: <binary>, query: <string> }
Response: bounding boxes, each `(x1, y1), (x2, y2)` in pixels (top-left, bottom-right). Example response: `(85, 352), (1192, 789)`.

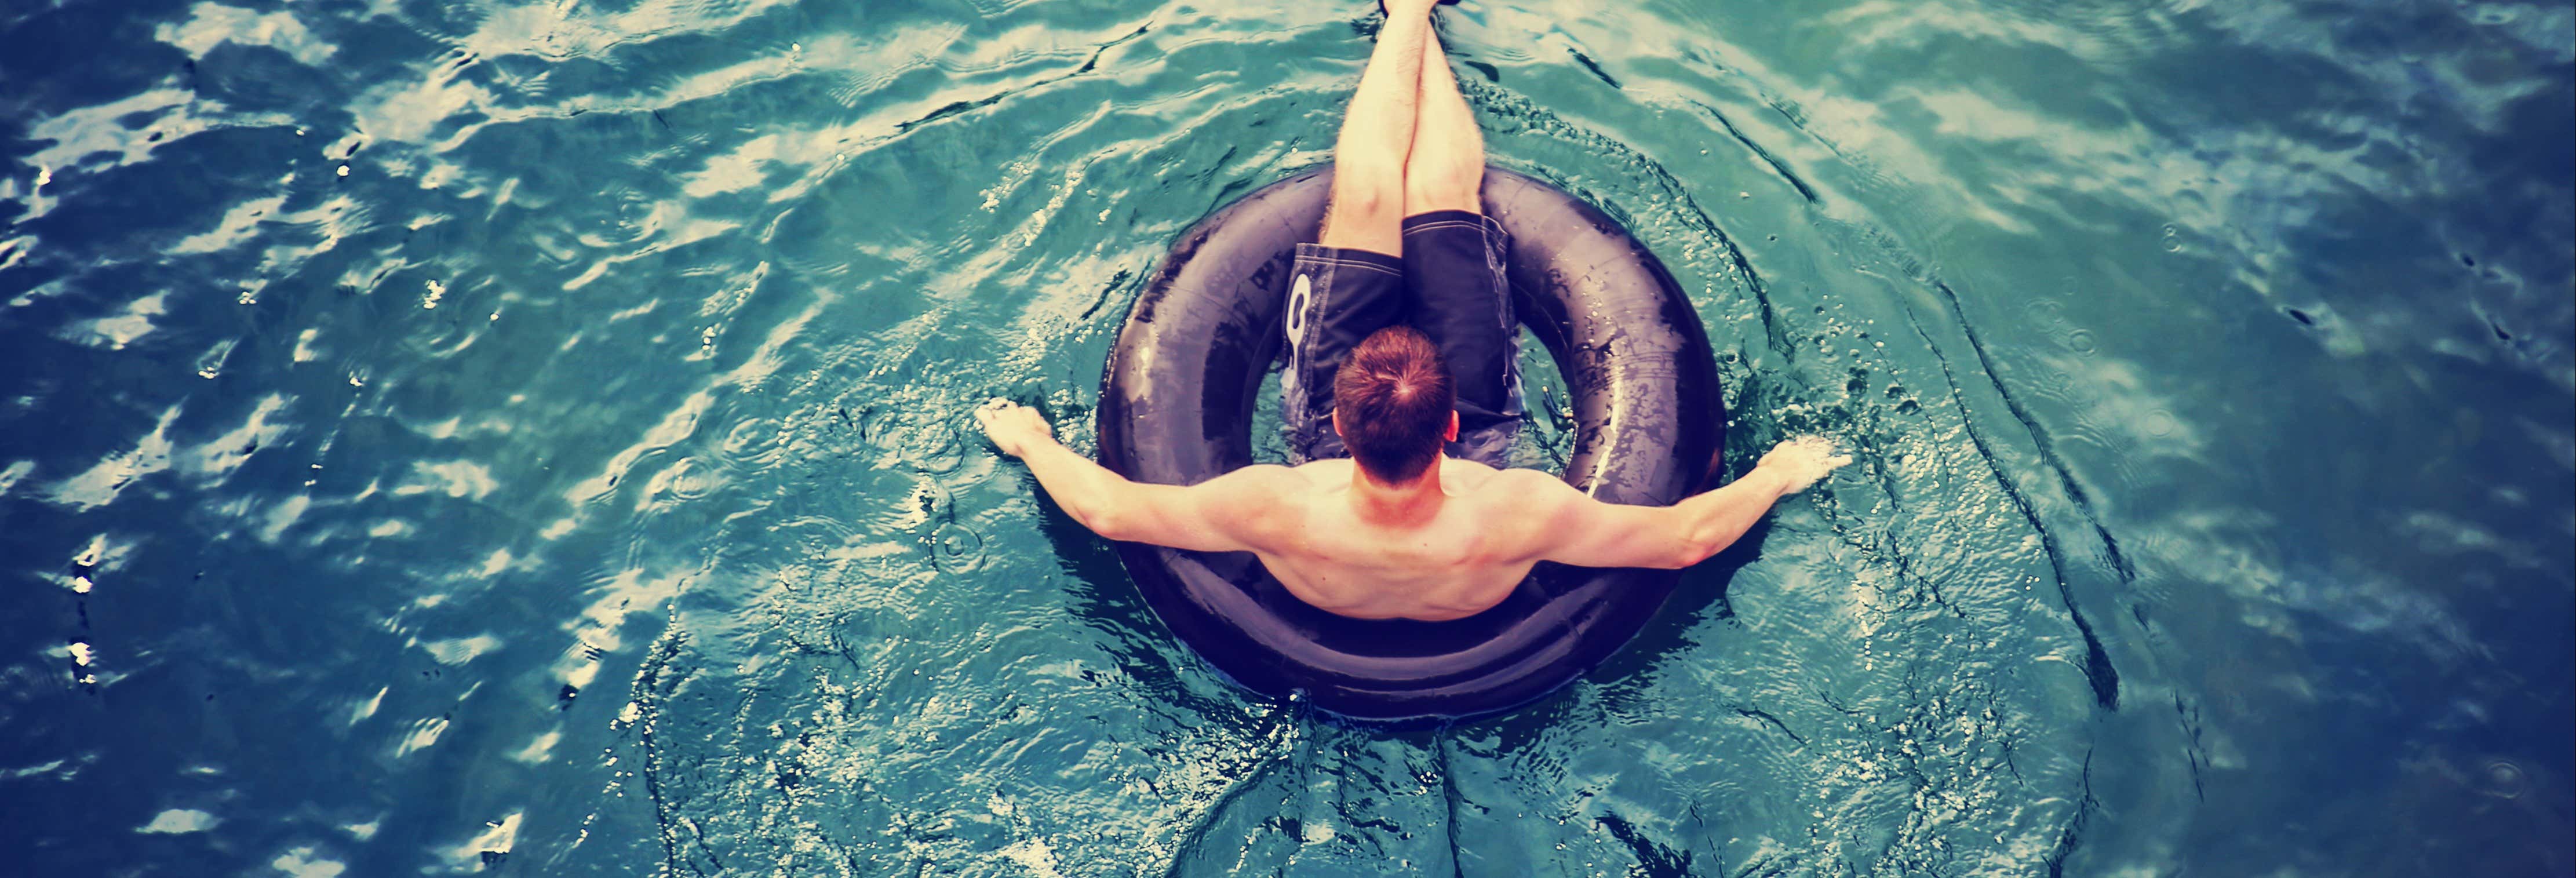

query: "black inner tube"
(1096, 166), (1726, 722)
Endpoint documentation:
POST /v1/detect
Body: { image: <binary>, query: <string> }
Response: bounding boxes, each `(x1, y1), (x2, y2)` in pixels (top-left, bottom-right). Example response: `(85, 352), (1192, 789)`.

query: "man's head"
(1331, 326), (1457, 484)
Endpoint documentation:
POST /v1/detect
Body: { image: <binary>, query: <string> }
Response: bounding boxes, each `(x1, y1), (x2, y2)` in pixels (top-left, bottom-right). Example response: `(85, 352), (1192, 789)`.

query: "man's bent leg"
(1400, 31), (1521, 467)
(1287, 0), (1443, 463)
(1282, 248), (1406, 464)
(1401, 215), (1520, 467)
(1318, 0), (1442, 256)
(1402, 30), (1484, 217)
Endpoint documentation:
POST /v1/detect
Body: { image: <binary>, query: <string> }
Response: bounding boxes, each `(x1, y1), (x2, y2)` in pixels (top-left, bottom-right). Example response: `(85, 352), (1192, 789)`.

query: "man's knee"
(1333, 162), (1404, 212)
(1331, 183), (1394, 223)
(1405, 159), (1484, 213)
(1324, 163), (1407, 251)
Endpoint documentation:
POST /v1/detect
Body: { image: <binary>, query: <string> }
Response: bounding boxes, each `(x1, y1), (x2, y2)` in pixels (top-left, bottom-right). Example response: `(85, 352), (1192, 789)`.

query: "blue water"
(2, 0), (2568, 874)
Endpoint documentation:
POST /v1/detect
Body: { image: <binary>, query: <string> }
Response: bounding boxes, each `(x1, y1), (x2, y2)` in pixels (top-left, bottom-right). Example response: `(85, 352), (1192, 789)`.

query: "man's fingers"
(974, 399), (1012, 429)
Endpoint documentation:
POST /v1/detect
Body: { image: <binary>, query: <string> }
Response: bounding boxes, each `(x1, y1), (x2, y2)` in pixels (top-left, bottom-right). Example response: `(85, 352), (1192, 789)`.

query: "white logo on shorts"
(1286, 274), (1312, 354)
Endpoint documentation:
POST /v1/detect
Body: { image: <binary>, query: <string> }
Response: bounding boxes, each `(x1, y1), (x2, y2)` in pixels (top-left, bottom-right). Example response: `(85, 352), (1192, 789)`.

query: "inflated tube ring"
(1097, 166), (1725, 722)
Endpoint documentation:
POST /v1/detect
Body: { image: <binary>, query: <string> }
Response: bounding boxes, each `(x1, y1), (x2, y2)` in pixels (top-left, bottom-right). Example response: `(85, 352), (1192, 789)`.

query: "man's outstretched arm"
(974, 399), (1285, 552)
(1522, 437), (1852, 570)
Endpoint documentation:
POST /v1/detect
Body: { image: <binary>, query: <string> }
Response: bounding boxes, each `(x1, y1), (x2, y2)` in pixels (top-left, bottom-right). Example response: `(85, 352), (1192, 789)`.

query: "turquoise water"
(2, 0), (2569, 873)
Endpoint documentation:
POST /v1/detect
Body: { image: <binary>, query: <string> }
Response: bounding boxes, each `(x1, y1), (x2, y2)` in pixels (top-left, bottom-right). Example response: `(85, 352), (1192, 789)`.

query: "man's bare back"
(973, 399), (1850, 622)
(1217, 456), (1553, 620)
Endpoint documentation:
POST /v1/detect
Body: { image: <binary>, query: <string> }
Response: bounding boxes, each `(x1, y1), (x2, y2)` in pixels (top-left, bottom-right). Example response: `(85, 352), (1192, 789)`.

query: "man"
(975, 0), (1850, 622)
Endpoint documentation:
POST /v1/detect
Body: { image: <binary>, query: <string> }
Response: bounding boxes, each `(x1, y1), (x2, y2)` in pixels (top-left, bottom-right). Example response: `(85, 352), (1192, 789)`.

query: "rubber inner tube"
(1096, 166), (1725, 722)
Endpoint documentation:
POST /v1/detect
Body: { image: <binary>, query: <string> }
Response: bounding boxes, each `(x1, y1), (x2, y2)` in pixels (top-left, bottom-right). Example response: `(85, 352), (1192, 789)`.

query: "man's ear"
(1332, 410), (1345, 439)
(1445, 411), (1459, 442)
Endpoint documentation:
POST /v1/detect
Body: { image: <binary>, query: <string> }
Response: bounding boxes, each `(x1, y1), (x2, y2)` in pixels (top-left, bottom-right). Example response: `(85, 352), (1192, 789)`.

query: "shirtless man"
(975, 0), (1849, 621)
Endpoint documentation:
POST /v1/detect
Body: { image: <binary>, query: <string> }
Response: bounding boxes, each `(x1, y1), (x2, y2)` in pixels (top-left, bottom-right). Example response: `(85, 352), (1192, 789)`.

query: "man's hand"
(974, 398), (1053, 458)
(1755, 435), (1852, 494)
(974, 394), (1287, 553)
(1522, 434), (1854, 570)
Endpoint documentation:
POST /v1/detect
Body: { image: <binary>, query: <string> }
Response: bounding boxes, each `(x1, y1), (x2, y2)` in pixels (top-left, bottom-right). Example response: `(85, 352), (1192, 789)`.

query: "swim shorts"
(1281, 209), (1523, 467)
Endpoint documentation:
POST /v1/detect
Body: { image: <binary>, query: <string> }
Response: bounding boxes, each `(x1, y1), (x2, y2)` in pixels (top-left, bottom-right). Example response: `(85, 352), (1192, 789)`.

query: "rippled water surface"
(3, 0), (2570, 874)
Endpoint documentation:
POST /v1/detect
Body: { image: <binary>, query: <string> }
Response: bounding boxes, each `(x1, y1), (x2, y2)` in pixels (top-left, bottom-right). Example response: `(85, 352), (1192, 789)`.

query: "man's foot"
(1379, 0), (1459, 18)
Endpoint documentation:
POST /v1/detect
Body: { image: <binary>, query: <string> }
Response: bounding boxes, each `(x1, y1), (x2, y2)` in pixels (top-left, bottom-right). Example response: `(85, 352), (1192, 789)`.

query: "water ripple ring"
(1096, 166), (1726, 722)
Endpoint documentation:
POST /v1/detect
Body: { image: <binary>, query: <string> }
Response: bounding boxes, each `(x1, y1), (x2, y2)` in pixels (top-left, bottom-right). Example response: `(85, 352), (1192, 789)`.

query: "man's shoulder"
(1460, 464), (1571, 498)
(1210, 462), (1325, 496)
(1455, 467), (1581, 531)
(1203, 462), (1338, 519)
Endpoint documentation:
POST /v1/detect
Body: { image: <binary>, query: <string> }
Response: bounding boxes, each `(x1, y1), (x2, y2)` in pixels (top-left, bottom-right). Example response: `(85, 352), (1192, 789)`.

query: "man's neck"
(1347, 458), (1447, 527)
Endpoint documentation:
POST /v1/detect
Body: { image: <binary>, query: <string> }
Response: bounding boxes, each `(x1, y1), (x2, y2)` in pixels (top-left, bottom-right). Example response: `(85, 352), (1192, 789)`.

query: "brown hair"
(1332, 326), (1454, 483)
